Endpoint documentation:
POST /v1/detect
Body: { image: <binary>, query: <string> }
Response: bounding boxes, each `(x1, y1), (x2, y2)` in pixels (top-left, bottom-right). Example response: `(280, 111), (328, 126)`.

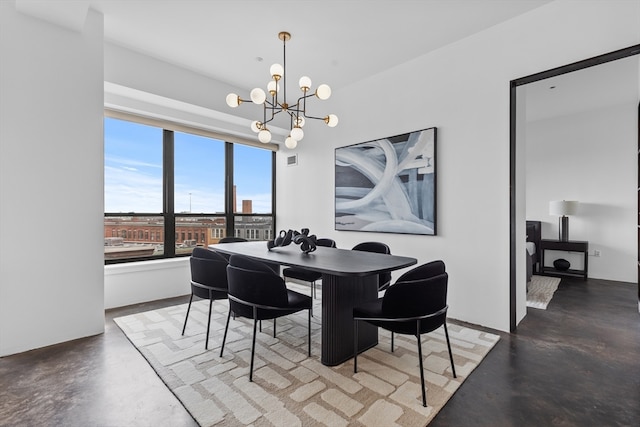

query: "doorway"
(509, 44), (640, 332)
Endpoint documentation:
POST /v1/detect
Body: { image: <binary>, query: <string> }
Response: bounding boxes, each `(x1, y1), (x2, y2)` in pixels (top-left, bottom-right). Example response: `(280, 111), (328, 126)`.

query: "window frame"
(104, 115), (276, 265)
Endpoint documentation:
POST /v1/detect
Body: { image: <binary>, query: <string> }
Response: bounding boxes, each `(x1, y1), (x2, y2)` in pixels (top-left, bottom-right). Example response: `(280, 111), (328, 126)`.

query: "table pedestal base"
(321, 274), (378, 366)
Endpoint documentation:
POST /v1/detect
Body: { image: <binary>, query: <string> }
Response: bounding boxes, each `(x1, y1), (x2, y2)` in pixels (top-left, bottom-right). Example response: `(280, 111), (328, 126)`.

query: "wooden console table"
(540, 239), (589, 280)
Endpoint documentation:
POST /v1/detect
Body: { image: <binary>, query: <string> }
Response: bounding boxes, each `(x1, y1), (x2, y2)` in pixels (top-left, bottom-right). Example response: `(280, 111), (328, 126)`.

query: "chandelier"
(225, 31), (338, 149)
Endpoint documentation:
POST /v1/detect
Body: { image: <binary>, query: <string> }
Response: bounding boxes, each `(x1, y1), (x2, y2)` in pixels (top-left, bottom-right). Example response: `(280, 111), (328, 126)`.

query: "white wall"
(104, 259), (190, 309)
(526, 103), (637, 282)
(0, 4), (105, 356)
(277, 0), (640, 331)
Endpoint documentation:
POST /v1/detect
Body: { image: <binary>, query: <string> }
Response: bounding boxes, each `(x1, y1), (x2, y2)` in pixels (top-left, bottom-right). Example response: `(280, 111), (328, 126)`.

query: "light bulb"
(299, 76), (312, 92)
(290, 126), (304, 141)
(250, 88), (266, 104)
(326, 114), (339, 127)
(226, 93), (240, 107)
(285, 137), (298, 149)
(267, 81), (280, 95)
(316, 84), (331, 100)
(258, 129), (272, 143)
(250, 121), (261, 133)
(295, 116), (305, 127)
(270, 63), (283, 79)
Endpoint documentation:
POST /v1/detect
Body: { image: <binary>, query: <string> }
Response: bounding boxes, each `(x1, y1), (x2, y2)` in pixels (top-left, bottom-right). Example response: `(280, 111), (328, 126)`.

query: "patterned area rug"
(527, 275), (561, 309)
(114, 284), (499, 426)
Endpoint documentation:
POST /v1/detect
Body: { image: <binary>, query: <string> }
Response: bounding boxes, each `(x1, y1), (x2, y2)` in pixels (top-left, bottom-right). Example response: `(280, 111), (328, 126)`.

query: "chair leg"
(250, 311), (258, 382)
(205, 298), (213, 350)
(443, 323), (457, 378)
(353, 320), (358, 373)
(391, 332), (394, 352)
(181, 293), (194, 335)
(307, 309), (311, 356)
(417, 330), (427, 407)
(273, 319), (276, 338)
(220, 310), (232, 357)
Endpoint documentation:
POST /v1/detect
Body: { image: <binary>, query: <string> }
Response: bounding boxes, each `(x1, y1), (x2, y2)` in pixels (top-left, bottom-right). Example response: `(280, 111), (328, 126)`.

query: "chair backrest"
(226, 255), (288, 317)
(189, 255), (229, 299)
(381, 272), (449, 335)
(316, 238), (337, 248)
(396, 260), (445, 282)
(352, 241), (392, 289)
(217, 236), (279, 274)
(352, 241), (390, 254)
(192, 247), (226, 260)
(218, 237), (248, 243)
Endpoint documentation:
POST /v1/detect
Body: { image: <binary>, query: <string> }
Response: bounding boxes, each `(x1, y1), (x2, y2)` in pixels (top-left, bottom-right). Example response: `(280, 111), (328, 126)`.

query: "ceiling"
(524, 54), (640, 122)
(17, 0), (637, 123)
(18, 0), (553, 92)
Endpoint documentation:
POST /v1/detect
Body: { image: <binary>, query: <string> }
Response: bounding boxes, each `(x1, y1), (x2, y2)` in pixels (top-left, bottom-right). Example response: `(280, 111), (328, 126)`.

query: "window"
(104, 116), (275, 263)
(174, 131), (225, 213)
(234, 144), (272, 214)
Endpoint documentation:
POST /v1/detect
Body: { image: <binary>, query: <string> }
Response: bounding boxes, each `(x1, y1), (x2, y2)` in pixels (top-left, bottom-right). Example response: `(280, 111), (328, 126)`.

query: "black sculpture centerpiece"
(268, 228), (317, 254)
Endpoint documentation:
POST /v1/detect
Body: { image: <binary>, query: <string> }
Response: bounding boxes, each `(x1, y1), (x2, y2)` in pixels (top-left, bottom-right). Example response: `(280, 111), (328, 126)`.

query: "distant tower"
(242, 200), (252, 214)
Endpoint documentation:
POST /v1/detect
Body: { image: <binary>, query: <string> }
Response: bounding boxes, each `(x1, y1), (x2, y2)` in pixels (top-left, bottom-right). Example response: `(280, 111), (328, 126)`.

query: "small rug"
(527, 275), (561, 309)
(114, 284), (499, 426)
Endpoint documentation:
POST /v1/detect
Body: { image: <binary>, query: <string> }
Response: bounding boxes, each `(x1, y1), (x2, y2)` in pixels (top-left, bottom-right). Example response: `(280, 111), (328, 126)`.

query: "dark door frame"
(509, 44), (640, 332)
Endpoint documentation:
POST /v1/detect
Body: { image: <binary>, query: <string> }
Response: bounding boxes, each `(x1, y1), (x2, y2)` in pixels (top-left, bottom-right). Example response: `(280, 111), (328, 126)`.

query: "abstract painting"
(335, 127), (436, 235)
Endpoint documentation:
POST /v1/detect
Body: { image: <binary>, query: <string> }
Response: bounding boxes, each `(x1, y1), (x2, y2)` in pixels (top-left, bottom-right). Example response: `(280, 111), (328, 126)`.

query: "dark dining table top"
(209, 241), (417, 277)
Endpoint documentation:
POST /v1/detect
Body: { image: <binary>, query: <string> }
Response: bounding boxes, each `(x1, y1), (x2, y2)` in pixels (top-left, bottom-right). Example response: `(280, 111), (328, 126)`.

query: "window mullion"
(164, 129), (175, 257)
(225, 141), (234, 239)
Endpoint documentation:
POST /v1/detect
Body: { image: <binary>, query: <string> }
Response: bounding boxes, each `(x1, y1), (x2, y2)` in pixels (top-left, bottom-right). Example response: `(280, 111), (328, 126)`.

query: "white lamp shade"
(267, 80), (279, 94)
(315, 84), (331, 100)
(290, 127), (304, 141)
(270, 63), (283, 78)
(299, 76), (312, 91)
(326, 114), (339, 127)
(549, 200), (578, 216)
(284, 137), (297, 149)
(258, 129), (272, 143)
(225, 93), (239, 107)
(250, 88), (266, 104)
(250, 121), (261, 133)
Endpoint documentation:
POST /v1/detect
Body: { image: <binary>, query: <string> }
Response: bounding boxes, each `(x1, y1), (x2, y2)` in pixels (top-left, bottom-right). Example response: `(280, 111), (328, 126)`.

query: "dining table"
(210, 240), (417, 366)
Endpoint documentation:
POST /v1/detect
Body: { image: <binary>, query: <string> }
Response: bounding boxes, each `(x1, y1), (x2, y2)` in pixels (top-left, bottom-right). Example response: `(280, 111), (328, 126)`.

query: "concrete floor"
(1, 277), (638, 426)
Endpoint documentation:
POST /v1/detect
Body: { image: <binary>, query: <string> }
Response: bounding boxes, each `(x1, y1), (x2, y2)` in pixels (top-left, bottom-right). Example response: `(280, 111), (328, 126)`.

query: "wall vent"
(287, 154), (298, 166)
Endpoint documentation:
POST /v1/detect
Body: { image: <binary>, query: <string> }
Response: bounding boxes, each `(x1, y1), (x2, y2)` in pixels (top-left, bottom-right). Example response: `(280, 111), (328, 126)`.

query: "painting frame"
(334, 127), (437, 235)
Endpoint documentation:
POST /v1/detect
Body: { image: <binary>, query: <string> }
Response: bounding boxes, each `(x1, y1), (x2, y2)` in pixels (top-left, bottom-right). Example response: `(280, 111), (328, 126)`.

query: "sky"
(104, 118), (272, 214)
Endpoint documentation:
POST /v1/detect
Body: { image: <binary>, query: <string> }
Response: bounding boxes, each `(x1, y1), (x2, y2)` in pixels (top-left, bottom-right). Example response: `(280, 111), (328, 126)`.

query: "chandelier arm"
(262, 104), (268, 129)
(298, 93), (314, 113)
(288, 110), (294, 130)
(302, 114), (328, 121)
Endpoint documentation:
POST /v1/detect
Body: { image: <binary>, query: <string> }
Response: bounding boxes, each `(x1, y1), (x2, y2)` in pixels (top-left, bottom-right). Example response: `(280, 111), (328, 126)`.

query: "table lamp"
(549, 200), (578, 242)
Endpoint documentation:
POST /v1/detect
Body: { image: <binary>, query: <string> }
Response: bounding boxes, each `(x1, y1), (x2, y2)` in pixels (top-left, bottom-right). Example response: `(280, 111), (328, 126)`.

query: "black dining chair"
(218, 236), (247, 243)
(182, 247), (229, 350)
(352, 241), (392, 292)
(282, 238), (337, 301)
(218, 236), (281, 275)
(352, 260), (456, 407)
(221, 255), (313, 381)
